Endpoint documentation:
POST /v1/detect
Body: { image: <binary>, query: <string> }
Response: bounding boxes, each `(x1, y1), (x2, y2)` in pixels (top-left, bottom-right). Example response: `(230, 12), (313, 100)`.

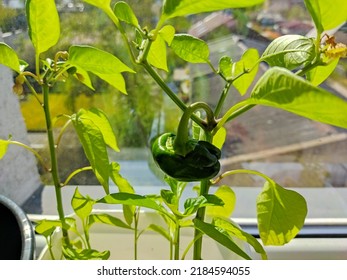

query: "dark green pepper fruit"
(151, 132), (221, 182)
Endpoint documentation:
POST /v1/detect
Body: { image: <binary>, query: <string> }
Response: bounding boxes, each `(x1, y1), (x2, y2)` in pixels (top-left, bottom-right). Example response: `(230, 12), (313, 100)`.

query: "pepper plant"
(1, 0), (347, 260)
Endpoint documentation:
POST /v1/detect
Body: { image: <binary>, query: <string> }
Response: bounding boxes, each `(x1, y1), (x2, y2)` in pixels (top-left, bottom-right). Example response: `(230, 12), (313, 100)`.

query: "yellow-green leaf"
(171, 34), (210, 63)
(0, 140), (9, 160)
(26, 0), (60, 54)
(257, 180), (307, 245)
(232, 48), (259, 95)
(0, 43), (20, 73)
(160, 0), (264, 26)
(206, 186), (236, 218)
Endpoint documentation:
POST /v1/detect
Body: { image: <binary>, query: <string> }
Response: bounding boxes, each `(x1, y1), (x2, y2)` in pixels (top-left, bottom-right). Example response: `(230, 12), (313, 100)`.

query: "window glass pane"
(1, 0), (346, 217)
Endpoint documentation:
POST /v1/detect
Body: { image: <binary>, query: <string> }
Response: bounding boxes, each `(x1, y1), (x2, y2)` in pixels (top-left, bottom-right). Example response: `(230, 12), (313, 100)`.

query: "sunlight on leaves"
(71, 109), (111, 194)
(212, 127), (227, 150)
(232, 48), (259, 95)
(304, 0), (347, 33)
(114, 1), (139, 27)
(171, 34), (210, 63)
(249, 67), (347, 129)
(88, 213), (132, 229)
(26, 0), (60, 55)
(0, 140), (9, 160)
(0, 43), (20, 73)
(68, 45), (134, 93)
(206, 186), (236, 218)
(257, 180), (307, 245)
(306, 58), (340, 86)
(193, 219), (251, 260)
(71, 188), (95, 220)
(160, 0), (264, 26)
(213, 217), (267, 260)
(261, 35), (316, 70)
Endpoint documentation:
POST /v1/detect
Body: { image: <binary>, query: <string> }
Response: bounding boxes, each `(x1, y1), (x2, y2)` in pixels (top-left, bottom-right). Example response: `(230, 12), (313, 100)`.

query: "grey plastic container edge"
(0, 195), (35, 260)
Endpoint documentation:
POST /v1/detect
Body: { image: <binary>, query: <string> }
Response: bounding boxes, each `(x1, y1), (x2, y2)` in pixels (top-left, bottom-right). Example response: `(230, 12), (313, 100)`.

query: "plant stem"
(173, 220), (181, 260)
(8, 140), (48, 171)
(42, 84), (69, 244)
(174, 102), (214, 155)
(214, 81), (232, 118)
(192, 179), (210, 260)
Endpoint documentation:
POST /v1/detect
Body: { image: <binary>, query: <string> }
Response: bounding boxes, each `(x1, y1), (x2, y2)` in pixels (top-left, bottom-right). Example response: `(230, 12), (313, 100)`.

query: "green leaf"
(71, 109), (111, 194)
(98, 193), (162, 212)
(249, 67), (347, 129)
(146, 224), (171, 241)
(218, 56), (233, 79)
(184, 195), (223, 216)
(147, 25), (175, 71)
(88, 213), (132, 229)
(109, 162), (134, 193)
(81, 108), (119, 152)
(257, 180), (307, 245)
(114, 1), (139, 27)
(71, 188), (95, 220)
(206, 186), (236, 218)
(160, 0), (264, 25)
(148, 33), (169, 71)
(0, 140), (9, 160)
(212, 127), (226, 150)
(109, 162), (136, 225)
(83, 0), (111, 11)
(35, 219), (61, 238)
(232, 48), (259, 95)
(68, 45), (134, 93)
(171, 34), (210, 63)
(306, 58), (340, 86)
(304, 0), (347, 33)
(159, 25), (176, 45)
(164, 176), (187, 199)
(213, 218), (267, 260)
(161, 189), (182, 216)
(261, 35), (316, 70)
(26, 0), (60, 55)
(63, 246), (110, 260)
(193, 219), (251, 260)
(0, 43), (20, 73)
(74, 67), (95, 90)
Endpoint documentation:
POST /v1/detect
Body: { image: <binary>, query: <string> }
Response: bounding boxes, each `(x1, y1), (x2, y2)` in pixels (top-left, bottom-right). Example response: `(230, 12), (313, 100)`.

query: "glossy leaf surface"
(261, 35), (315, 70)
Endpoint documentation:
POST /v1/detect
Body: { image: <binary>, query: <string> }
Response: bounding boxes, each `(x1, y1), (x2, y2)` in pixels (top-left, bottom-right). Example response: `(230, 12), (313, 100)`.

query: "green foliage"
(304, 0), (347, 34)
(26, 0), (60, 55)
(71, 108), (118, 194)
(249, 67), (347, 128)
(0, 43), (20, 72)
(1, 0), (347, 260)
(261, 35), (316, 70)
(257, 180), (307, 245)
